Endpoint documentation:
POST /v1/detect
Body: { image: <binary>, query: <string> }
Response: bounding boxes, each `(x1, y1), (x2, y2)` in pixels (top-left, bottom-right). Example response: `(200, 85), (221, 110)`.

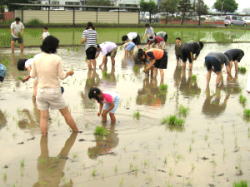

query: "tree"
(160, 0), (179, 14)
(140, 0), (157, 23)
(214, 0), (238, 13)
(194, 0), (208, 25)
(85, 0), (112, 6)
(0, 0), (37, 11)
(178, 0), (193, 25)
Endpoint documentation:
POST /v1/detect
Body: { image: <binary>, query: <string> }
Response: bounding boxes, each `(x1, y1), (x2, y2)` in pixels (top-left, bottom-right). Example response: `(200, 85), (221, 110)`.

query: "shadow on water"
(33, 133), (78, 187)
(179, 70), (201, 97)
(136, 77), (167, 106)
(88, 124), (119, 159)
(202, 87), (230, 117)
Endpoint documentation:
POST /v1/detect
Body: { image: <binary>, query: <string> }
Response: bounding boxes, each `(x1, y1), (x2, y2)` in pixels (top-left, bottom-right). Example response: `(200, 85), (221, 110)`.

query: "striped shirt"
(82, 29), (97, 50)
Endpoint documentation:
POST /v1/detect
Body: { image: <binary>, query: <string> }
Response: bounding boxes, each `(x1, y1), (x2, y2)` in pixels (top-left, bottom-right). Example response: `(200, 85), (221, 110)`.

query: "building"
(40, 0), (82, 10)
(113, 0), (159, 7)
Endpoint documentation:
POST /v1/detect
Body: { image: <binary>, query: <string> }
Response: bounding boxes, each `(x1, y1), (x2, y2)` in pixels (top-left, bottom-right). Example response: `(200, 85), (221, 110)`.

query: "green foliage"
(86, 0), (112, 6)
(94, 126), (109, 136)
(214, 0), (238, 13)
(161, 115), (185, 127)
(160, 0), (180, 14)
(238, 67), (247, 74)
(133, 111), (141, 120)
(178, 105), (189, 117)
(239, 95), (247, 105)
(159, 84), (168, 92)
(233, 181), (248, 187)
(243, 109), (250, 119)
(26, 19), (43, 26)
(194, 0), (208, 15)
(178, 0), (193, 25)
(140, 0), (157, 13)
(1, 57), (9, 66)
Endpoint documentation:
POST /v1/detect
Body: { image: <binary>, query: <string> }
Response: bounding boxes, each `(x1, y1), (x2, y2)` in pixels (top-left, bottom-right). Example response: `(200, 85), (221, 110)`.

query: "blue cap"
(0, 64), (7, 82)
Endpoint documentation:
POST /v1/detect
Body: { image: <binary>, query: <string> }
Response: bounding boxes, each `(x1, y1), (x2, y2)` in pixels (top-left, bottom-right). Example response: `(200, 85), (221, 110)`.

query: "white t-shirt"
(42, 31), (50, 40)
(144, 27), (154, 37)
(25, 54), (41, 69)
(127, 32), (137, 40)
(100, 42), (117, 56)
(10, 21), (25, 38)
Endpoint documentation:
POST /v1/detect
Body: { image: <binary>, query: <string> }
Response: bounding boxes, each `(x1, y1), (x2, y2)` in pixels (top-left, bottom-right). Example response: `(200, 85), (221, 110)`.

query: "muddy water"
(0, 43), (250, 187)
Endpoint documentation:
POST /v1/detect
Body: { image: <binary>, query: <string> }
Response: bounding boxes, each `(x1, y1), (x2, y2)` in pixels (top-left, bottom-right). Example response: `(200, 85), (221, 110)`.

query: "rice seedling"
(94, 126), (109, 136)
(159, 84), (168, 92)
(233, 180), (248, 187)
(91, 169), (97, 177)
(20, 159), (25, 168)
(114, 165), (118, 174)
(1, 58), (9, 66)
(191, 75), (197, 82)
(2, 173), (7, 182)
(133, 65), (140, 74)
(238, 67), (247, 74)
(178, 105), (189, 117)
(133, 111), (141, 120)
(239, 95), (247, 105)
(243, 109), (250, 120)
(161, 115), (184, 127)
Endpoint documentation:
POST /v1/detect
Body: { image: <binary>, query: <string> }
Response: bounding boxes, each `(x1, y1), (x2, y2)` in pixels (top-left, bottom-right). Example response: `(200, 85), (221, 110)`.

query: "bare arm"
(98, 103), (103, 116)
(144, 59), (156, 72)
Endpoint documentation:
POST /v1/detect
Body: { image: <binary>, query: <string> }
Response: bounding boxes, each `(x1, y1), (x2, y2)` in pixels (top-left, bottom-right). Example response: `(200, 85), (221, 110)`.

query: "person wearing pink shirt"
(88, 87), (119, 123)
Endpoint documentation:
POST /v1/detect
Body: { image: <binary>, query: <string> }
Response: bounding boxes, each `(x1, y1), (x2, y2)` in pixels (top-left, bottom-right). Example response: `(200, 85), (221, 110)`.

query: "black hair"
(15, 17), (21, 22)
(96, 44), (100, 49)
(137, 48), (146, 61)
(40, 35), (59, 54)
(176, 37), (181, 40)
(0, 77), (4, 82)
(198, 41), (204, 50)
(86, 22), (95, 30)
(17, 59), (28, 71)
(145, 23), (150, 27)
(122, 35), (128, 42)
(43, 26), (48, 30)
(88, 87), (102, 103)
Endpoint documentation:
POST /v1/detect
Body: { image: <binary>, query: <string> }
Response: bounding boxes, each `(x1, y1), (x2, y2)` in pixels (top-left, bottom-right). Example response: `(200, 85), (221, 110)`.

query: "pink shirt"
(102, 92), (117, 103)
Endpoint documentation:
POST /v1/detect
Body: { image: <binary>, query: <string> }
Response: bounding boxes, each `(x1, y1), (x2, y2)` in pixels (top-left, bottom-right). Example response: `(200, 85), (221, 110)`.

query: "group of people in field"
(0, 18), (247, 136)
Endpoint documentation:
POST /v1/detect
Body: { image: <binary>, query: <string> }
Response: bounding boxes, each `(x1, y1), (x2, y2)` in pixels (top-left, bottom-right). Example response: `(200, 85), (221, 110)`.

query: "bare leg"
(216, 71), (223, 87)
(11, 41), (15, 53)
(39, 110), (49, 136)
(33, 79), (38, 97)
(91, 59), (96, 70)
(206, 70), (212, 88)
(234, 61), (238, 75)
(109, 113), (116, 124)
(87, 60), (92, 70)
(20, 43), (24, 54)
(189, 63), (193, 71)
(182, 62), (186, 70)
(59, 107), (79, 132)
(101, 110), (108, 122)
(159, 69), (164, 84)
(111, 57), (115, 66)
(99, 56), (107, 69)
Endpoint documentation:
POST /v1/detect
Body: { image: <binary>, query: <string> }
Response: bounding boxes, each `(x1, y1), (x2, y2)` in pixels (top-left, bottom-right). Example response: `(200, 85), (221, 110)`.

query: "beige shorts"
(36, 88), (66, 110)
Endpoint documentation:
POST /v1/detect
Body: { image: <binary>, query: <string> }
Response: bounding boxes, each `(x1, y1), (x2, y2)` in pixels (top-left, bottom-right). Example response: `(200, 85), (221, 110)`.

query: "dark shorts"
(181, 47), (192, 63)
(233, 52), (244, 62)
(132, 35), (141, 45)
(176, 54), (182, 60)
(86, 46), (97, 60)
(205, 56), (222, 73)
(154, 51), (168, 69)
(11, 36), (23, 44)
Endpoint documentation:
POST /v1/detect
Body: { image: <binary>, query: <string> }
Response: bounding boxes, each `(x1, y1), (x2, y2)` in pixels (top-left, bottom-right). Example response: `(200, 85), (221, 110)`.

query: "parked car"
(243, 16), (250, 24)
(224, 15), (247, 26)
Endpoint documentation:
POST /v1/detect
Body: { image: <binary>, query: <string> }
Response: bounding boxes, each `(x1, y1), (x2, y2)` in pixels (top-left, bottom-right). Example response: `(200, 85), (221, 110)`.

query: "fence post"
(138, 9), (140, 24)
(73, 7), (75, 26)
(21, 8), (24, 23)
(47, 6), (50, 24)
(96, 8), (98, 23)
(118, 7), (120, 24)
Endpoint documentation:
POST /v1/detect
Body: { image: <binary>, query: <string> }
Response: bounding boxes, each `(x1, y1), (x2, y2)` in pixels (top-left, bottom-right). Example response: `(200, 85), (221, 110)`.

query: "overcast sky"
(204, 0), (249, 11)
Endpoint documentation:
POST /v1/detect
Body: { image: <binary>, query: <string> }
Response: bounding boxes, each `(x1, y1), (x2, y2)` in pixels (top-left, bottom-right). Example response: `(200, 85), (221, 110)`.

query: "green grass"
(161, 115), (184, 127)
(133, 111), (141, 120)
(94, 126), (109, 136)
(178, 105), (189, 117)
(159, 84), (168, 92)
(1, 27), (250, 47)
(1, 58), (9, 66)
(238, 67), (247, 74)
(243, 109), (250, 119)
(239, 95), (247, 105)
(233, 181), (248, 187)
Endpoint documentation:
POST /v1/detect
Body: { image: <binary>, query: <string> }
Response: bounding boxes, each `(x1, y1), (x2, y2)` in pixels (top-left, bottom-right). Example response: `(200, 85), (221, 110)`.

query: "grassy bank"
(1, 27), (250, 47)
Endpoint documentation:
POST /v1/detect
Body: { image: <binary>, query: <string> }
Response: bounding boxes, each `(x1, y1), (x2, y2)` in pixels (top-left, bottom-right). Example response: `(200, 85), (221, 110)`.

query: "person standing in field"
(41, 26), (50, 40)
(30, 35), (79, 135)
(10, 17), (25, 54)
(81, 22), (97, 70)
(175, 37), (183, 66)
(143, 23), (155, 42)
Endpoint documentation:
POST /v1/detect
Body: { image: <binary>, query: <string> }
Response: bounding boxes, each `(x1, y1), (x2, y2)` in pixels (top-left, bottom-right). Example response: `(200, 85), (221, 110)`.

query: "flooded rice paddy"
(0, 43), (250, 187)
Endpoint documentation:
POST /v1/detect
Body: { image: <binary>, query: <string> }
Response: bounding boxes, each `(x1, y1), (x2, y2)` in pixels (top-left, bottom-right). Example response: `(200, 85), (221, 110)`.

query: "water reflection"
(100, 66), (116, 88)
(33, 133), (78, 187)
(202, 87), (230, 117)
(136, 77), (167, 106)
(0, 110), (7, 129)
(88, 124), (119, 159)
(179, 70), (201, 97)
(223, 79), (241, 95)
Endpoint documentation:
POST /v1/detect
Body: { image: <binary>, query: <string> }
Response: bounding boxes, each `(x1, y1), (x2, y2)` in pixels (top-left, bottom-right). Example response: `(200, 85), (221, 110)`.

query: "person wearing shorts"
(147, 35), (165, 49)
(224, 49), (244, 75)
(205, 52), (232, 88)
(143, 24), (155, 43)
(30, 35), (79, 135)
(10, 17), (25, 54)
(175, 37), (182, 65)
(156, 31), (168, 42)
(122, 32), (141, 46)
(88, 87), (120, 123)
(124, 41), (136, 57)
(137, 48), (168, 83)
(81, 22), (97, 70)
(181, 41), (204, 70)
(96, 41), (117, 69)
